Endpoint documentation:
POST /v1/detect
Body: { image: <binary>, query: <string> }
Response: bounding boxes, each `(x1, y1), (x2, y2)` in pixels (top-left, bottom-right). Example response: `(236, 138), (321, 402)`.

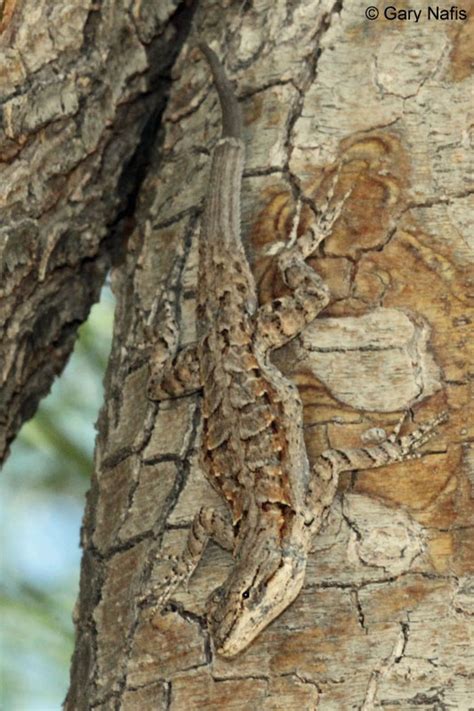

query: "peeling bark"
(10, 0), (468, 708)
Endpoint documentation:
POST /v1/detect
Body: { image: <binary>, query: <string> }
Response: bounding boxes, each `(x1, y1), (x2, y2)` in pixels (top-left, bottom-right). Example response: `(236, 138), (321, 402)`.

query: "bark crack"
(360, 619), (410, 710)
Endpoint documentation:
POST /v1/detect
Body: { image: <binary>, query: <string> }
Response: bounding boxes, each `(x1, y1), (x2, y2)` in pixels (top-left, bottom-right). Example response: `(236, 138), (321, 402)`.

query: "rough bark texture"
(0, 0), (194, 461)
(18, 0), (468, 708)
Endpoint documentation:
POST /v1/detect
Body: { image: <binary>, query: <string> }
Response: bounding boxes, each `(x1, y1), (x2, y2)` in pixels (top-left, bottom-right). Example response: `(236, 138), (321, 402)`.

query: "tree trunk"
(5, 1), (471, 709)
(0, 0), (193, 460)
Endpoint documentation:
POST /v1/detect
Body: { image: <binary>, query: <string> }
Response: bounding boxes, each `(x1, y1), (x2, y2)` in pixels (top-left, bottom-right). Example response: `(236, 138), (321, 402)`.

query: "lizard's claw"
(139, 554), (189, 611)
(394, 410), (448, 458)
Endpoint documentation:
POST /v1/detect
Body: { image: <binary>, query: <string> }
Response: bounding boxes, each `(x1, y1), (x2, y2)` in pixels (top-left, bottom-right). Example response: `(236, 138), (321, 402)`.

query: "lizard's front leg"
(141, 507), (234, 611)
(147, 255), (202, 401)
(306, 411), (448, 525)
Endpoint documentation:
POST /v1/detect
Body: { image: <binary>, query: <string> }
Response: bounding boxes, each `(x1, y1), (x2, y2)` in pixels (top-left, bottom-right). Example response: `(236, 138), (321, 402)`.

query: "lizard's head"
(206, 537), (307, 657)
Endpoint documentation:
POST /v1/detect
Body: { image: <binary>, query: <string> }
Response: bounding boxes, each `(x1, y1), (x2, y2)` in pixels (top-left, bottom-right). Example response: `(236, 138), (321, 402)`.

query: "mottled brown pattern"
(144, 47), (448, 658)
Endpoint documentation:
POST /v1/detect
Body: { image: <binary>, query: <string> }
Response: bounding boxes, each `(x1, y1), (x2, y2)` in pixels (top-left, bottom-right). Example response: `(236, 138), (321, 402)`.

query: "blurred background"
(0, 286), (115, 710)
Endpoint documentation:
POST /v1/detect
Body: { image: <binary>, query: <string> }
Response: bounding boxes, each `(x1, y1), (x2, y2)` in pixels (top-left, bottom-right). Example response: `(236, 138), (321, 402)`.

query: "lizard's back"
(197, 44), (310, 525)
(198, 207), (309, 523)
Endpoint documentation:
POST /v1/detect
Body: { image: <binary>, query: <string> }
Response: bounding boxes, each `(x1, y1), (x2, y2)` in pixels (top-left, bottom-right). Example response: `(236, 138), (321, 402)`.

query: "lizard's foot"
(139, 554), (191, 611)
(362, 409), (448, 448)
(393, 410), (449, 459)
(294, 172), (353, 261)
(262, 165), (351, 260)
(360, 410), (448, 462)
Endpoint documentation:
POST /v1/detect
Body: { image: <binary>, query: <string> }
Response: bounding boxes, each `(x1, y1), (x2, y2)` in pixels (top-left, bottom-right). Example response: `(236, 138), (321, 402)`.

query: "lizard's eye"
(242, 590), (250, 599)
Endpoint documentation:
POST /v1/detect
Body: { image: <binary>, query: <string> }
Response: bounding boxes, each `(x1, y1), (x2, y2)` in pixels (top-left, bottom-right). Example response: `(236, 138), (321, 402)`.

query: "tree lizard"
(145, 43), (448, 657)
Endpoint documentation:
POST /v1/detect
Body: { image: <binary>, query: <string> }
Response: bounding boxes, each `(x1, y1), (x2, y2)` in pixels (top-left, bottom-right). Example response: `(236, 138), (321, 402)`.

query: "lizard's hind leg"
(142, 507), (234, 611)
(318, 410), (448, 476)
(255, 176), (351, 352)
(307, 410), (449, 526)
(148, 341), (201, 400)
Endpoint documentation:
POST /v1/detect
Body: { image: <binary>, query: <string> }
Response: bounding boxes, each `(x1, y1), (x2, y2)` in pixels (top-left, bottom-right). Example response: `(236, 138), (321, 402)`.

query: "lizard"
(144, 43), (448, 658)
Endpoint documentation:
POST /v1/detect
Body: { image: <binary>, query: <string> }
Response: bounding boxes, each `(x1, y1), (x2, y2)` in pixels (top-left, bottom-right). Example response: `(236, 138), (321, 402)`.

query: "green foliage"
(0, 286), (115, 710)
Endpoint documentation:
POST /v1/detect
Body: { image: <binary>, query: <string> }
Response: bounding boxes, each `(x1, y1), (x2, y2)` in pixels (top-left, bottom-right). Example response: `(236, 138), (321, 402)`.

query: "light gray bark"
(0, 0), (191, 460)
(3, 1), (471, 709)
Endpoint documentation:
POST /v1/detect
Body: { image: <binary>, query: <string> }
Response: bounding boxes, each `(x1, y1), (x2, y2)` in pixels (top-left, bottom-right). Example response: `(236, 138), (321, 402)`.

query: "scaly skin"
(145, 44), (447, 657)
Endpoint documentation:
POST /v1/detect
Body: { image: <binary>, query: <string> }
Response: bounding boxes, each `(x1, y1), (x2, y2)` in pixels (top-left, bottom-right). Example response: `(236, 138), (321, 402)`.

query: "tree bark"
(0, 0), (193, 460)
(7, 0), (468, 708)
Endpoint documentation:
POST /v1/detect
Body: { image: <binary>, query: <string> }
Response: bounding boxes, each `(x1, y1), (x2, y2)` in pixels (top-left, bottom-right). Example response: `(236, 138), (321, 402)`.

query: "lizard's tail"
(198, 42), (243, 140)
